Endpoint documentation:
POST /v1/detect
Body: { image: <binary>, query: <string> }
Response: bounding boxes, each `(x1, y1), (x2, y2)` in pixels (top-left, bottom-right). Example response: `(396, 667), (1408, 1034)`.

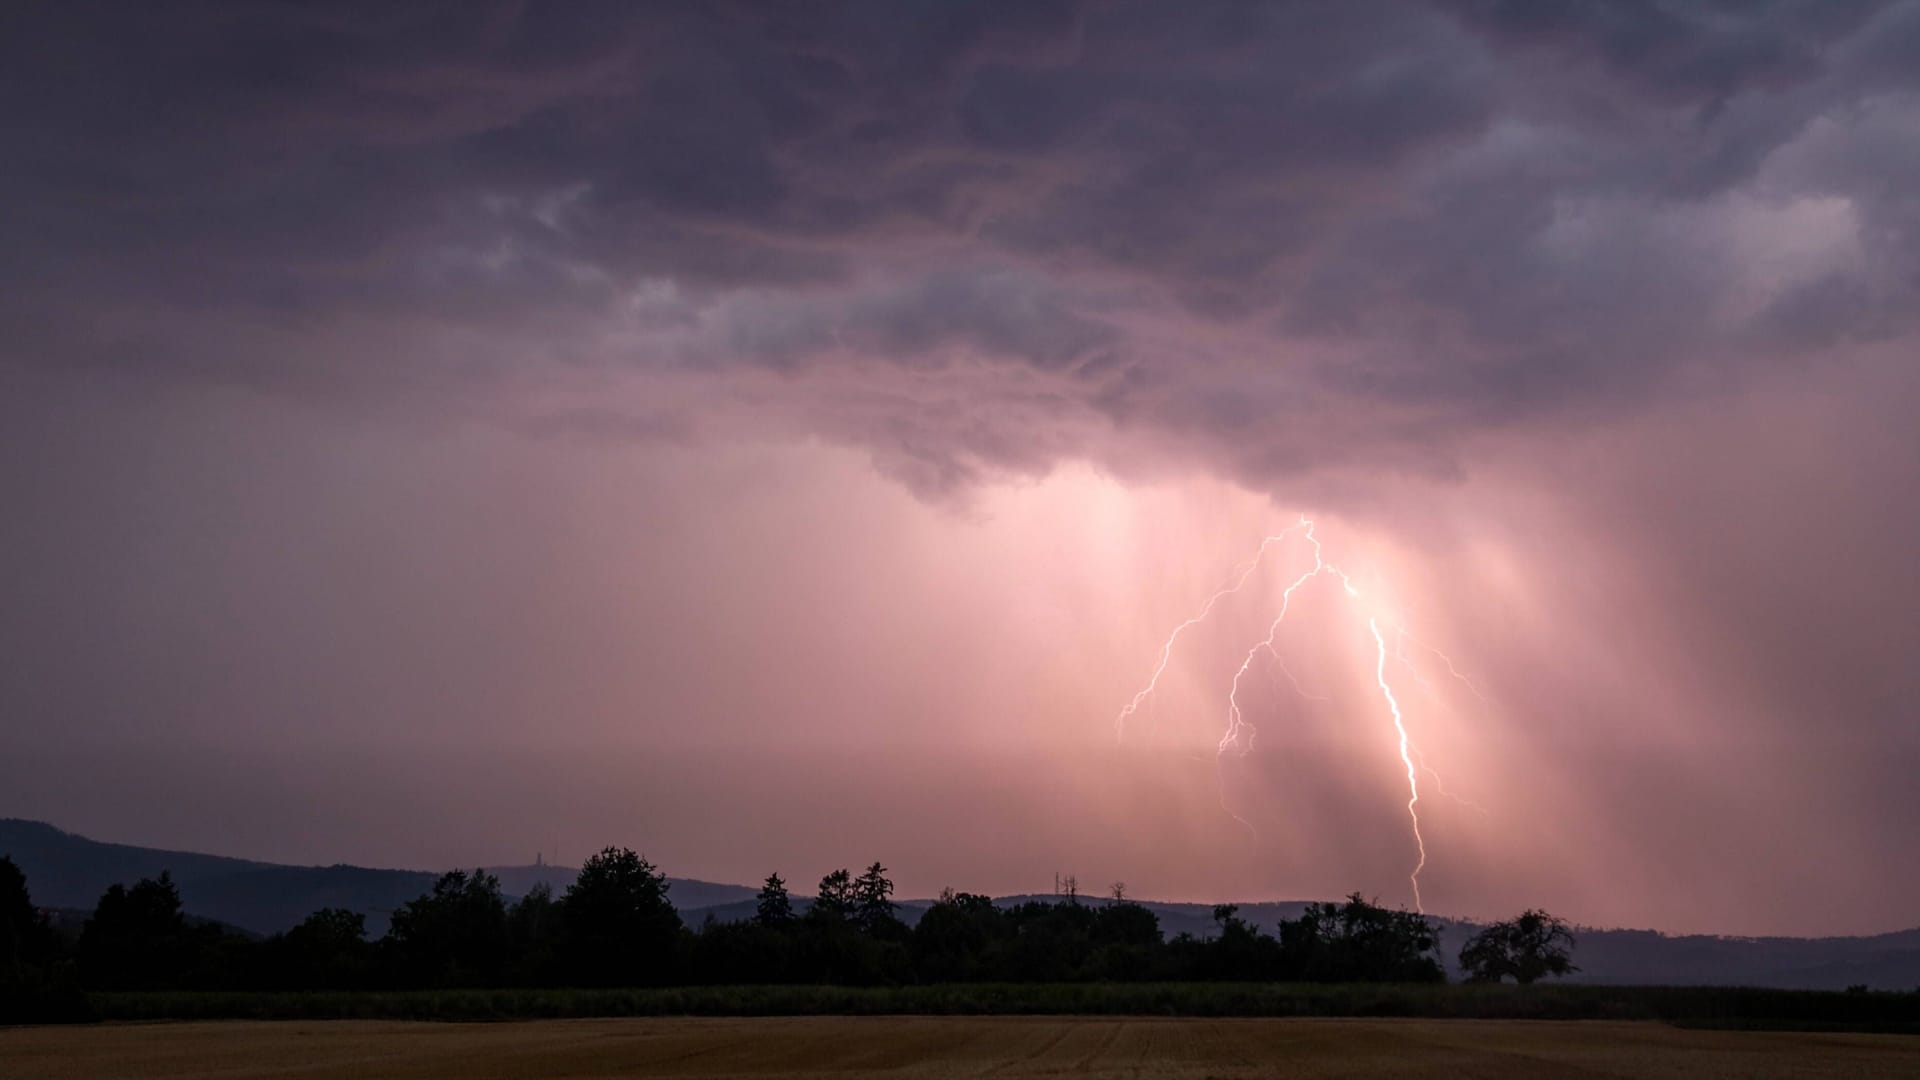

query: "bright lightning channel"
(1369, 616), (1426, 912)
(1117, 518), (1478, 913)
(1112, 519), (1310, 741)
(1218, 521), (1353, 756)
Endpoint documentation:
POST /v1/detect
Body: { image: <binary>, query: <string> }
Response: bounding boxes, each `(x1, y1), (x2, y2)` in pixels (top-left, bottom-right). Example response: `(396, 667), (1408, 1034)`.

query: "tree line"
(1, 850), (1573, 1020)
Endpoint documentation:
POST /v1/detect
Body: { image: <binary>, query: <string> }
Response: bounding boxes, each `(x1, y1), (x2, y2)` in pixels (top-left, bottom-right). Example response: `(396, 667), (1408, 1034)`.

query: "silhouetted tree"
(755, 873), (794, 926)
(691, 916), (793, 984)
(1280, 893), (1444, 983)
(384, 869), (509, 987)
(852, 862), (897, 933)
(77, 871), (223, 990)
(812, 869), (855, 921)
(507, 883), (561, 984)
(0, 859), (85, 1023)
(912, 890), (1003, 981)
(271, 908), (370, 990)
(1, 856), (48, 986)
(289, 907), (366, 951)
(1458, 910), (1577, 984)
(1002, 899), (1099, 979)
(1204, 904), (1285, 980)
(791, 866), (907, 983)
(1094, 900), (1159, 947)
(1088, 897), (1163, 980)
(14, 835), (1606, 995)
(560, 847), (683, 986)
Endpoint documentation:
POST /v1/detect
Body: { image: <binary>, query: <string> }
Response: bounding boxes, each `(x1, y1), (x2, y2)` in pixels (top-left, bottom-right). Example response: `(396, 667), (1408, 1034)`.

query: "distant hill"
(1553, 925), (1920, 991)
(0, 819), (755, 937)
(0, 818), (275, 900)
(7, 818), (1917, 989)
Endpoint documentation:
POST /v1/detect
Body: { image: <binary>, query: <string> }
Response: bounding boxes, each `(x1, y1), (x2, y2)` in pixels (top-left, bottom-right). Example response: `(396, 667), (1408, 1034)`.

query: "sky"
(2, 1), (1917, 938)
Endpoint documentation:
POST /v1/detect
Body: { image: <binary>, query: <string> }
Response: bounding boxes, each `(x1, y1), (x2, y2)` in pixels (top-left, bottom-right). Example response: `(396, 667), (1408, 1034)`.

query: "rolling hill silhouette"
(6, 818), (1916, 989)
(0, 819), (754, 937)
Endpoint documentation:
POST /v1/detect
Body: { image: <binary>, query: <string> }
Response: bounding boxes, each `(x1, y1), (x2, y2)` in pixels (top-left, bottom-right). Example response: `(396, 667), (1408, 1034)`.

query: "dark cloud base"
(6, 0), (1918, 492)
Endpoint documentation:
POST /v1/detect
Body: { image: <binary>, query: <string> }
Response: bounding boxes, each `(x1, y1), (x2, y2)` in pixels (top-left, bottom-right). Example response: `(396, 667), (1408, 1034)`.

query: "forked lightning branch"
(1114, 519), (1487, 912)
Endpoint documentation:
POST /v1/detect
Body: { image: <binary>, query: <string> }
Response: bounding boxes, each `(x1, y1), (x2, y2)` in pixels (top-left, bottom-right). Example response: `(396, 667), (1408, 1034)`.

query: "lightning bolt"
(1267, 654), (1328, 702)
(1222, 548), (1429, 910)
(1412, 740), (1489, 817)
(1369, 616), (1425, 912)
(1218, 522), (1350, 756)
(1272, 619), (1482, 819)
(1119, 517), (1475, 913)
(1213, 755), (1261, 840)
(1393, 622), (1492, 817)
(1393, 623), (1442, 700)
(1398, 623), (1494, 705)
(1113, 519), (1310, 742)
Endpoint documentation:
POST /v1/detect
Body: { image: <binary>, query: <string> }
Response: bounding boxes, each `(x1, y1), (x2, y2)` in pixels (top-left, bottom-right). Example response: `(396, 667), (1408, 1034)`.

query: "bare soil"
(4, 1016), (1917, 1078)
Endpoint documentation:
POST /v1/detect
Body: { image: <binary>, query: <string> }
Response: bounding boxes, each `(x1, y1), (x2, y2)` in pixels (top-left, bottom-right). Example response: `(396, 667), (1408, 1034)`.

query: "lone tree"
(1458, 909), (1578, 984)
(561, 847), (683, 986)
(755, 873), (794, 925)
(852, 862), (895, 932)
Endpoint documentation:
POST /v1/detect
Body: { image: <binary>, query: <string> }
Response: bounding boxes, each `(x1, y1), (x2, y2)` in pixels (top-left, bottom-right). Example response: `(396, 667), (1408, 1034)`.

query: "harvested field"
(4, 1016), (1917, 1078)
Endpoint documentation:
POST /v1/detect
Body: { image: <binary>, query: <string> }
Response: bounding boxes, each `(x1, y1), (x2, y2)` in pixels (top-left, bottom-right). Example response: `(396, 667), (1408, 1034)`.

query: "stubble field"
(4, 1015), (1919, 1079)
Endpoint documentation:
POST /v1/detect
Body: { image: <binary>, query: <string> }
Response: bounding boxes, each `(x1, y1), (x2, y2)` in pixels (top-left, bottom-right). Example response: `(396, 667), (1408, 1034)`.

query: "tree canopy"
(2, 856), (52, 984)
(385, 869), (509, 987)
(561, 847), (682, 986)
(1458, 909), (1578, 984)
(755, 874), (794, 925)
(0, 851), (1553, 1004)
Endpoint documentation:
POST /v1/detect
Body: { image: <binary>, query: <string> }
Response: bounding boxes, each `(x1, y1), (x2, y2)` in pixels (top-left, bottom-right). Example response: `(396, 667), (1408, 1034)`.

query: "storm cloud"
(6, 0), (1914, 489)
(2, 2), (1917, 934)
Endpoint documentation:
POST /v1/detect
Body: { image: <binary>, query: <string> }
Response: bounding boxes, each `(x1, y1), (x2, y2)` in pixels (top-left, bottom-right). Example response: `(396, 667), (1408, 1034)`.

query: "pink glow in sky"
(2, 2), (1918, 936)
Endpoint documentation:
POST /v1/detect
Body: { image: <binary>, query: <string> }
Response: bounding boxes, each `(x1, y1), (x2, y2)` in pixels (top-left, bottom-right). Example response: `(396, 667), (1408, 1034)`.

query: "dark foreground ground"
(4, 1016), (1919, 1079)
(60, 981), (1920, 1027)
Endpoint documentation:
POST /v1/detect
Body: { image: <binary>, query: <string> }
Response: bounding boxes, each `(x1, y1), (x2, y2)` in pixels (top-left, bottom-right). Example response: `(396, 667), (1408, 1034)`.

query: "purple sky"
(3, 1), (1918, 936)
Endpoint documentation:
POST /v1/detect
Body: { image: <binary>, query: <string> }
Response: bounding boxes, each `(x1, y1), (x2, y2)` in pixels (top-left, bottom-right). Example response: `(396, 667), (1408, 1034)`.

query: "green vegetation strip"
(86, 983), (1920, 1031)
